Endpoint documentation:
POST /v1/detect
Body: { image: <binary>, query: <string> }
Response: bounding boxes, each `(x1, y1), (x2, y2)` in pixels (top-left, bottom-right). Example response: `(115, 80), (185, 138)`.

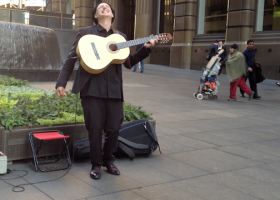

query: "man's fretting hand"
(144, 34), (158, 48)
(56, 87), (66, 97)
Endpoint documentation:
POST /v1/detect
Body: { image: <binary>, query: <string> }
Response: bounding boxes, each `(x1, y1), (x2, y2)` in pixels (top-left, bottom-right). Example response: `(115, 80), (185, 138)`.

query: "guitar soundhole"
(109, 44), (118, 51)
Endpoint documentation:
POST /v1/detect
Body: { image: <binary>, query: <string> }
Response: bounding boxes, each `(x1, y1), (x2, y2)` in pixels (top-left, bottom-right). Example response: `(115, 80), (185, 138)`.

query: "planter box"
(1, 120), (156, 162)
(0, 126), (5, 153)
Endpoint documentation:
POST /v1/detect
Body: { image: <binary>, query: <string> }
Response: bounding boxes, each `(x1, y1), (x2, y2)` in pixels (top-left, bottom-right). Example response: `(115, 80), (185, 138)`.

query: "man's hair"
(92, 3), (115, 25)
(215, 40), (219, 43)
(247, 39), (254, 44)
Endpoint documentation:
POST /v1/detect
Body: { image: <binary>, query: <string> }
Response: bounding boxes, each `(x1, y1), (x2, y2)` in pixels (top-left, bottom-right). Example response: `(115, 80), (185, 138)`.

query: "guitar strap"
(112, 29), (132, 69)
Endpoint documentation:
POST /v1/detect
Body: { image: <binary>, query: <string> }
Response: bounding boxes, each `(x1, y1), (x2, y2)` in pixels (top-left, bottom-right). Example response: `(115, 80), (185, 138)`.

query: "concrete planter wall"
(0, 120), (156, 162)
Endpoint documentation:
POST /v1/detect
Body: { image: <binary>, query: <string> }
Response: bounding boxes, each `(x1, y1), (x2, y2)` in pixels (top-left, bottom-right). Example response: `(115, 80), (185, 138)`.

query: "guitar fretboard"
(116, 35), (159, 50)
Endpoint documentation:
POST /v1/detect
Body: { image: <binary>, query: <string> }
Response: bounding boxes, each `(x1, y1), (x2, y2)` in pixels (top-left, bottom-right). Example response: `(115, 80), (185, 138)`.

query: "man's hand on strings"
(144, 34), (158, 48)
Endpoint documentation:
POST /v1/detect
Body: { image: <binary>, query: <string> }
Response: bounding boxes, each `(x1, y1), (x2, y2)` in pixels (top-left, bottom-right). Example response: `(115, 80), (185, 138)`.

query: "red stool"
(29, 130), (71, 172)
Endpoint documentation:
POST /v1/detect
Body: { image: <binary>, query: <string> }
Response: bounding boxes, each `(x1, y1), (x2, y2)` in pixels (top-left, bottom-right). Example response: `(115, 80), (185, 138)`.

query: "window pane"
(204, 0), (227, 34)
(0, 9), (9, 22)
(48, 17), (60, 29)
(263, 0), (280, 31)
(63, 19), (73, 29)
(29, 15), (47, 27)
(160, 0), (175, 34)
(11, 11), (25, 24)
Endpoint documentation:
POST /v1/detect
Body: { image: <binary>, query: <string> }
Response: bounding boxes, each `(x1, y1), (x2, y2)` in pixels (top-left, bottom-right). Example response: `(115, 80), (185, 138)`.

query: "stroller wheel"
(193, 93), (197, 98)
(213, 95), (218, 100)
(197, 94), (203, 100)
(208, 95), (213, 99)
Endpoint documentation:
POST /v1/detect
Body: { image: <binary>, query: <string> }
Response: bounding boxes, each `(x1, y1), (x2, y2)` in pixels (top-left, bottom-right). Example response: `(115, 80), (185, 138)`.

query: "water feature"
(0, 21), (62, 70)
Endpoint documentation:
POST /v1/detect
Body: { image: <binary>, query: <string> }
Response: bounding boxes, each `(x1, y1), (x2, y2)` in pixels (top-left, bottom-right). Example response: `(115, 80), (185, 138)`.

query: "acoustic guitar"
(76, 33), (172, 74)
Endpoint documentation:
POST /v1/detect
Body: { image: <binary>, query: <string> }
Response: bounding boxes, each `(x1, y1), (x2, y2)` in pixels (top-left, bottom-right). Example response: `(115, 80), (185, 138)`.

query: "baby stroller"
(193, 49), (224, 100)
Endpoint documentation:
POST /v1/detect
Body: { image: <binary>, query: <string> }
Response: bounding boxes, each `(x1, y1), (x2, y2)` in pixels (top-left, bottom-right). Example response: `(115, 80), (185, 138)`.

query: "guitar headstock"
(157, 33), (173, 43)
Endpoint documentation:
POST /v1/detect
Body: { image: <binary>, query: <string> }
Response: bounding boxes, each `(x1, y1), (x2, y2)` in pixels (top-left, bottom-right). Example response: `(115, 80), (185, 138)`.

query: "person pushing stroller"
(193, 48), (224, 100)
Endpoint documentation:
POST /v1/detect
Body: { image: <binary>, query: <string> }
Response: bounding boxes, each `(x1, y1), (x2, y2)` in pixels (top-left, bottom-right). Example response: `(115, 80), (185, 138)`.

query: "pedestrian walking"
(226, 44), (254, 101)
(240, 39), (261, 99)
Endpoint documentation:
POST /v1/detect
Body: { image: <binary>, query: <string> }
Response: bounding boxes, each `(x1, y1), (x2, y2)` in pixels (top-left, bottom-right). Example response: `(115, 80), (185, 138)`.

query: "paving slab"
(197, 169), (280, 200)
(164, 149), (263, 173)
(33, 174), (104, 200)
(216, 145), (280, 164)
(87, 191), (147, 200)
(159, 134), (218, 150)
(135, 154), (210, 179)
(111, 158), (179, 185)
(163, 178), (260, 200)
(238, 140), (280, 157)
(131, 183), (206, 200)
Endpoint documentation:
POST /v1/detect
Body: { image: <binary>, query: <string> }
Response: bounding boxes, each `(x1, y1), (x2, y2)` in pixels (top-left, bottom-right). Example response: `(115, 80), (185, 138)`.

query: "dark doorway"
(122, 0), (135, 40)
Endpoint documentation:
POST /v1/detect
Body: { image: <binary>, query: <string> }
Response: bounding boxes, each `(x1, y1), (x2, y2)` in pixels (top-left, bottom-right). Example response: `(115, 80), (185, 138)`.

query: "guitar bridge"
(91, 42), (100, 60)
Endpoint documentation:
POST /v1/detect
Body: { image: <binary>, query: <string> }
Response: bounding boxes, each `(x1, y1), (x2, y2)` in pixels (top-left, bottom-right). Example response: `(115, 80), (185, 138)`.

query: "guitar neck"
(116, 35), (159, 50)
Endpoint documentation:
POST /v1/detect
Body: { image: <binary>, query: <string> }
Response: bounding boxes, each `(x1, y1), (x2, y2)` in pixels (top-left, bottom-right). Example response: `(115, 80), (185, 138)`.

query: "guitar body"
(76, 34), (130, 74)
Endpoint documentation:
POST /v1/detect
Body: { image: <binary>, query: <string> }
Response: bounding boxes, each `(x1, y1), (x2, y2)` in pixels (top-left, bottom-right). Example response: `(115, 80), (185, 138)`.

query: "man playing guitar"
(56, 3), (157, 180)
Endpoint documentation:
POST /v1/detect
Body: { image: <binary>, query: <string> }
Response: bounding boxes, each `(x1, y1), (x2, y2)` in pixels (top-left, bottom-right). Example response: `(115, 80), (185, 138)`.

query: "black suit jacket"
(219, 46), (227, 61)
(209, 43), (218, 60)
(56, 25), (151, 97)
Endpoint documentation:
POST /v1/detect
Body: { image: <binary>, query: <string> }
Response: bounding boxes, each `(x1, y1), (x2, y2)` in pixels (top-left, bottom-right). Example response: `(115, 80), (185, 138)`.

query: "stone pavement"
(1, 64), (280, 200)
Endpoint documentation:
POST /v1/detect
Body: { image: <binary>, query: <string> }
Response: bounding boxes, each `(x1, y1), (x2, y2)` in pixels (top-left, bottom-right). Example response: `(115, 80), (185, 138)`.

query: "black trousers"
(240, 68), (258, 96)
(81, 96), (123, 166)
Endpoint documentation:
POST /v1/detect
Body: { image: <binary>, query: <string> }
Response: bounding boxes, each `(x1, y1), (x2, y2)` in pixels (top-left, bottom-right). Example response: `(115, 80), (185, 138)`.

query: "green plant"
(0, 75), (29, 86)
(123, 102), (151, 121)
(0, 75), (152, 130)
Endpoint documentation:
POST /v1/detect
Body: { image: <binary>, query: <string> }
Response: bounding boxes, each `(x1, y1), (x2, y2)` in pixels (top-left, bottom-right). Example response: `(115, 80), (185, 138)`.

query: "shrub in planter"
(0, 75), (29, 86)
(0, 75), (152, 130)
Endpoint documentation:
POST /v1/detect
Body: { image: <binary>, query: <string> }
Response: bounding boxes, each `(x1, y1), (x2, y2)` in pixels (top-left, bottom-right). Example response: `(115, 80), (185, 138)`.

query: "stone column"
(170, 0), (197, 69)
(74, 0), (95, 30)
(226, 0), (255, 49)
(134, 0), (153, 63)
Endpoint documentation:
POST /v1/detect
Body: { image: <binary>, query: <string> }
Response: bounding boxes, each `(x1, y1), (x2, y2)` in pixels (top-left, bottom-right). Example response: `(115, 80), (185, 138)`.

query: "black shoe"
(249, 91), (254, 101)
(90, 165), (101, 179)
(253, 95), (261, 99)
(103, 164), (120, 175)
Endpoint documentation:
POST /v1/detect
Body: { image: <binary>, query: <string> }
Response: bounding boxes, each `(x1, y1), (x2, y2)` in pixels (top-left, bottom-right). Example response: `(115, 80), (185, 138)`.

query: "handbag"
(206, 54), (210, 61)
(255, 61), (265, 83)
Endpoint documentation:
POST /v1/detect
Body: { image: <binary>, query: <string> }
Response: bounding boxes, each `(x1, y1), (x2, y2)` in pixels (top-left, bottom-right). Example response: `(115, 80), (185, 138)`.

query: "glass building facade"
(263, 0), (280, 31)
(0, 0), (75, 29)
(204, 0), (228, 34)
(159, 0), (174, 34)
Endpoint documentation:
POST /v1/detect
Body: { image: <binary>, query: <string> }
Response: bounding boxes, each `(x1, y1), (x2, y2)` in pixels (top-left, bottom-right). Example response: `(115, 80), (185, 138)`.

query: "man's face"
(229, 48), (235, 54)
(247, 42), (254, 50)
(219, 41), (223, 47)
(94, 3), (114, 20)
